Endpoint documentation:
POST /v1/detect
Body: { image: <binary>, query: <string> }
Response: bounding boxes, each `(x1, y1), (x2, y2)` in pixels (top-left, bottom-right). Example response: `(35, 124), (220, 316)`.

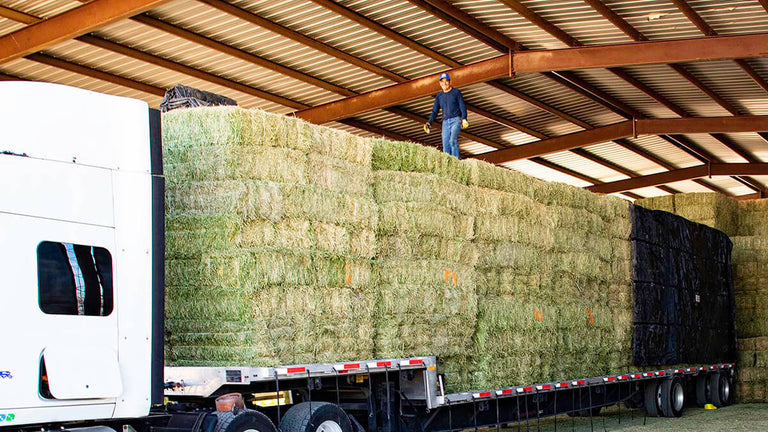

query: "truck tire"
(214, 410), (276, 432)
(659, 377), (685, 418)
(709, 373), (731, 407)
(279, 402), (352, 432)
(695, 374), (709, 407)
(644, 380), (660, 417)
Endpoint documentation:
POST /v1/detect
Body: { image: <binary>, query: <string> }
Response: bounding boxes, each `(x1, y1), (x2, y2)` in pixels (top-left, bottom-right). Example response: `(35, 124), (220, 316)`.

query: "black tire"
(709, 373), (731, 407)
(279, 402), (353, 432)
(696, 374), (709, 407)
(644, 380), (660, 417)
(660, 377), (685, 418)
(215, 410), (277, 432)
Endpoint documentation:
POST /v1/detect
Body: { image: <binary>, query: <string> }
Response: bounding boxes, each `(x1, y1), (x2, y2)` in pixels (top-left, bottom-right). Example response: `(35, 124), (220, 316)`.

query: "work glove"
(423, 123), (431, 134)
(461, 119), (469, 129)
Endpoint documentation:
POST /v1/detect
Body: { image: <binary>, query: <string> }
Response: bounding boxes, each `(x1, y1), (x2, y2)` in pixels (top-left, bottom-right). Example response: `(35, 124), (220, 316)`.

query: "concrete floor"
(500, 403), (768, 431)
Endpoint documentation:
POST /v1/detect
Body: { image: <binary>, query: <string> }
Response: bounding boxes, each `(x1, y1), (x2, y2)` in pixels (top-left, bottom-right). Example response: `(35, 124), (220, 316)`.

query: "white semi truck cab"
(0, 82), (164, 427)
(0, 82), (735, 432)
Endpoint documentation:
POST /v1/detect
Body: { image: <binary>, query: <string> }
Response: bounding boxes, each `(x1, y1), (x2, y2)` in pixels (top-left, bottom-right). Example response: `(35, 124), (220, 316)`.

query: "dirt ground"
(499, 403), (768, 432)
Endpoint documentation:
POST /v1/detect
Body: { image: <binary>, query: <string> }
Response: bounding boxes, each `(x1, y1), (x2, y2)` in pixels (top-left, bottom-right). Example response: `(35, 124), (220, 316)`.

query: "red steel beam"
(0, 5), (41, 24)
(294, 33), (768, 124)
(199, 0), (405, 83)
(499, 0), (581, 47)
(474, 116), (768, 164)
(407, 0), (517, 52)
(0, 0), (170, 64)
(475, 121), (633, 164)
(131, 14), (356, 97)
(294, 56), (510, 123)
(736, 192), (764, 200)
(588, 164), (768, 194)
(77, 34), (307, 110)
(638, 116), (768, 135)
(26, 53), (166, 96)
(583, 0), (647, 41)
(512, 33), (768, 73)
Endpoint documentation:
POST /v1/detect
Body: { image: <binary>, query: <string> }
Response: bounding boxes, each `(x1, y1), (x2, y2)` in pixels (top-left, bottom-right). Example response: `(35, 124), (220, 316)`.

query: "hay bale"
(371, 139), (470, 185)
(378, 201), (474, 239)
(738, 199), (768, 237)
(373, 171), (476, 215)
(378, 234), (478, 266)
(465, 159), (538, 198)
(636, 195), (674, 213)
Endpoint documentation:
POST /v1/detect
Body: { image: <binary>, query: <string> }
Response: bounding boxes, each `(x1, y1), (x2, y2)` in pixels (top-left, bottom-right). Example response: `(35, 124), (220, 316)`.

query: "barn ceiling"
(2, 0), (768, 200)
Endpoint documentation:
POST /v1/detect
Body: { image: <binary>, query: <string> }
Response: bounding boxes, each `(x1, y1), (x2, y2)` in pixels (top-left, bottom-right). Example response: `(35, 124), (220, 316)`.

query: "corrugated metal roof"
(0, 0), (766, 199)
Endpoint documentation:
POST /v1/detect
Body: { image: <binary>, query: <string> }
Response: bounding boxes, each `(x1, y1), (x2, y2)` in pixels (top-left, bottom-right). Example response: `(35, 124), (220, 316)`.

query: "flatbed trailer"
(0, 82), (736, 432)
(164, 357), (735, 432)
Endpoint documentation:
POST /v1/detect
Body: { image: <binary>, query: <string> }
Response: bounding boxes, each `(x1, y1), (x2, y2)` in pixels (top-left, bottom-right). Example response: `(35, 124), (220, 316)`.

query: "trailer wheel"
(709, 373), (731, 407)
(214, 410), (276, 432)
(643, 380), (660, 417)
(279, 402), (352, 432)
(659, 377), (685, 418)
(695, 374), (710, 407)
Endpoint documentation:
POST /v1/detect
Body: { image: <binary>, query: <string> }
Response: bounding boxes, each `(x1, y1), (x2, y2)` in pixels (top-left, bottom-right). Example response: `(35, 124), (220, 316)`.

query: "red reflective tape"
(501, 389), (514, 395)
(409, 359), (423, 365)
(287, 367), (306, 374)
(676, 369), (683, 374)
(620, 375), (629, 380)
(338, 370), (349, 374)
(523, 386), (534, 392)
(606, 376), (616, 382)
(478, 392), (491, 398)
(377, 362), (392, 367)
(633, 374), (641, 378)
(559, 382), (569, 388)
(541, 384), (552, 390)
(657, 371), (665, 376)
(712, 365), (718, 369)
(344, 363), (360, 370)
(577, 380), (586, 385)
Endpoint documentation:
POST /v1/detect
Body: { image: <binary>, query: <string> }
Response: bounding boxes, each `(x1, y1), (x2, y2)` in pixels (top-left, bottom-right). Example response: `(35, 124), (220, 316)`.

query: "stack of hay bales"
(637, 194), (768, 402)
(466, 160), (633, 389)
(163, 107), (378, 366)
(161, 105), (642, 392)
(370, 140), (478, 391)
(737, 337), (768, 402)
(733, 200), (768, 402)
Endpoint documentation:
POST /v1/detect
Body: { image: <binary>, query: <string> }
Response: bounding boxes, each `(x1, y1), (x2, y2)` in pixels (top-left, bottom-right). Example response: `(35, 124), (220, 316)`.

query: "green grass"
(498, 404), (768, 432)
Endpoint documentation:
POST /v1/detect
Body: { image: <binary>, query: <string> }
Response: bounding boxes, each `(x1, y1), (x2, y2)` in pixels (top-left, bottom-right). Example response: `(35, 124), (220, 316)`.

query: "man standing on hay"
(424, 73), (468, 159)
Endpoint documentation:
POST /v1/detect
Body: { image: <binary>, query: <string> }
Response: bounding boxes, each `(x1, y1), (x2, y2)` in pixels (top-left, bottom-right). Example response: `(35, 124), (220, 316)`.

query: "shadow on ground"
(495, 403), (768, 432)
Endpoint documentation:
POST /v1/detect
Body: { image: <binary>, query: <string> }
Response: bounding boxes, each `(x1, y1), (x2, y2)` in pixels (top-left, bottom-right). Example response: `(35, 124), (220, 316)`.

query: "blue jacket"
(427, 87), (467, 124)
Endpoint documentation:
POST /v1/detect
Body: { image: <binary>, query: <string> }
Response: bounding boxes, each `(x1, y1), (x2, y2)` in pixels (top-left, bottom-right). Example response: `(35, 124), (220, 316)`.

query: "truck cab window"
(37, 241), (113, 316)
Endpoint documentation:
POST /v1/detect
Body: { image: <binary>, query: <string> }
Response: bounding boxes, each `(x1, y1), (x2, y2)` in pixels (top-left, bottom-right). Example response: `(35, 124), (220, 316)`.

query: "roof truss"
(588, 164), (768, 194)
(0, 0), (170, 64)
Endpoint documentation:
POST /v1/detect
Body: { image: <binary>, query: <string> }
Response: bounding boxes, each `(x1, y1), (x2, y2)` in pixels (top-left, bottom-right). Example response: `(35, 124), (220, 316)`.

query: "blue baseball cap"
(439, 73), (450, 81)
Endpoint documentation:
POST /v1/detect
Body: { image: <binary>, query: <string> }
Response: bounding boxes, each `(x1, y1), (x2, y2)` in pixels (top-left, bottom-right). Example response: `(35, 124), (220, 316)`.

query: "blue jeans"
(441, 117), (461, 159)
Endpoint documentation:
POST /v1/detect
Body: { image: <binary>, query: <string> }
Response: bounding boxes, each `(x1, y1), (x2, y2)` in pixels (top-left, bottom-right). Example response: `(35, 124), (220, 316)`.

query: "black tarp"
(159, 84), (237, 112)
(630, 205), (737, 366)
